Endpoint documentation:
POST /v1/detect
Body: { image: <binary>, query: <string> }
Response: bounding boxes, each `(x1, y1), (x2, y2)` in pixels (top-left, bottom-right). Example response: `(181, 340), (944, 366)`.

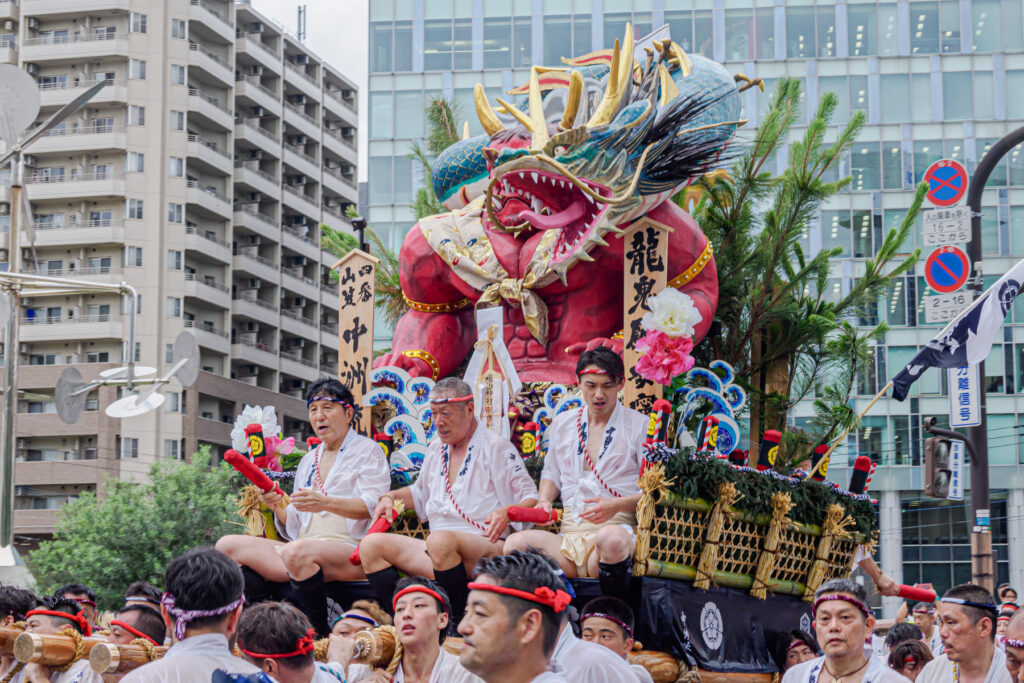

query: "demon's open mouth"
(484, 168), (610, 262)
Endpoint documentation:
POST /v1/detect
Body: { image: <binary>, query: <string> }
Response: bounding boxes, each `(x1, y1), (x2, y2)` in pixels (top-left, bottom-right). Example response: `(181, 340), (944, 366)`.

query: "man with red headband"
(458, 550), (569, 682)
(916, 584), (1011, 683)
(108, 604), (166, 648)
(238, 601), (349, 682)
(55, 583), (97, 629)
(217, 378), (391, 636)
(504, 347), (647, 602)
(784, 578), (909, 683)
(360, 377), (538, 621)
(21, 596), (100, 683)
(346, 577), (482, 682)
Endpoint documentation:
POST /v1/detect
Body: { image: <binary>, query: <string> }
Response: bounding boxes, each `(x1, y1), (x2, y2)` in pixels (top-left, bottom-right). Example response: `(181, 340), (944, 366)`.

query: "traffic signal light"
(924, 436), (951, 498)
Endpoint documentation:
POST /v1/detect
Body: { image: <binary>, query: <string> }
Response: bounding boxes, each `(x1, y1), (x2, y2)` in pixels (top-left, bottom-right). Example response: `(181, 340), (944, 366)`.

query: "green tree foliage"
(682, 78), (925, 463)
(409, 97), (461, 220)
(27, 448), (240, 609)
(321, 223), (405, 327)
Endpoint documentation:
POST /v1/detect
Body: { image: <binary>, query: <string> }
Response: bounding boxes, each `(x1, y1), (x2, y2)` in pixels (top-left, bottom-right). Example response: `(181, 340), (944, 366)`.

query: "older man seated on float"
(358, 377), (539, 621)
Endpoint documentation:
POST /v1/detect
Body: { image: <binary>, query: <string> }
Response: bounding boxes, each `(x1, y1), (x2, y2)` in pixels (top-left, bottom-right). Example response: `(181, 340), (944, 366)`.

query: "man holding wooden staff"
(21, 597), (99, 683)
(359, 378), (538, 622)
(504, 348), (647, 602)
(217, 378), (391, 636)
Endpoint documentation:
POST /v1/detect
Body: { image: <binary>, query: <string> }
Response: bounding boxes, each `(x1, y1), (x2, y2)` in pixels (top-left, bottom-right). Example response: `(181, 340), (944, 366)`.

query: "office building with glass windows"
(367, 0), (1024, 612)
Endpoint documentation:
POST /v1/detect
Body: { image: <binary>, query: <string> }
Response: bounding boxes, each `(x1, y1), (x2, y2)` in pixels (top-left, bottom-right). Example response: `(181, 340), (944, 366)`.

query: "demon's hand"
(565, 337), (624, 357)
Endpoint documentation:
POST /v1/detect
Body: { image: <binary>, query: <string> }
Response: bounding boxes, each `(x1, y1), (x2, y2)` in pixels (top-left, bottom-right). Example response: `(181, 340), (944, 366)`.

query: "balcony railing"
(283, 184), (317, 207)
(324, 165), (356, 188)
(42, 123), (122, 137)
(185, 225), (229, 247)
(234, 339), (276, 353)
(187, 133), (230, 158)
(185, 272), (229, 292)
(236, 205), (278, 227)
(232, 248), (277, 268)
(236, 74), (280, 102)
(25, 266), (113, 277)
(232, 292), (279, 312)
(185, 179), (229, 204)
(242, 32), (281, 61)
(234, 160), (277, 184)
(285, 102), (319, 128)
(280, 350), (316, 368)
(26, 171), (122, 184)
(184, 319), (228, 338)
(282, 143), (317, 167)
(24, 32), (124, 46)
(187, 87), (231, 114)
(282, 224), (318, 246)
(188, 41), (229, 68)
(238, 117), (280, 143)
(22, 314), (111, 325)
(190, 0), (233, 27)
(33, 220), (122, 231)
(282, 267), (315, 286)
(0, 34), (17, 50)
(281, 309), (317, 326)
(286, 62), (318, 87)
(325, 90), (356, 113)
(323, 126), (355, 148)
(37, 78), (125, 92)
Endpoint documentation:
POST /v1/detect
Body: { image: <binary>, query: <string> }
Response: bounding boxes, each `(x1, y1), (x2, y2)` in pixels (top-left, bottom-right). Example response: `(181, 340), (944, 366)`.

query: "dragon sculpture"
(376, 25), (750, 385)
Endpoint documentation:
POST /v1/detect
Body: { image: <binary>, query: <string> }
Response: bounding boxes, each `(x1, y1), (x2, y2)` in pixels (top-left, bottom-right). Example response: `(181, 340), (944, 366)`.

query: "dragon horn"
(474, 83), (503, 137)
(527, 67), (549, 150)
(658, 64), (679, 107)
(559, 70), (584, 131)
(461, 121), (471, 140)
(587, 23), (634, 128)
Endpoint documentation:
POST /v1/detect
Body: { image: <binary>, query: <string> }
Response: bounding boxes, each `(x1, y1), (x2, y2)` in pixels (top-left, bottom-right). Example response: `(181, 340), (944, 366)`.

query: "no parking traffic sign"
(924, 246), (970, 293)
(924, 159), (968, 207)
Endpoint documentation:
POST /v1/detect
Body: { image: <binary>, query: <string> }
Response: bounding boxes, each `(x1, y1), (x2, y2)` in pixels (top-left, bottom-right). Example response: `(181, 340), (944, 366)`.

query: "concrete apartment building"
(0, 0), (359, 542)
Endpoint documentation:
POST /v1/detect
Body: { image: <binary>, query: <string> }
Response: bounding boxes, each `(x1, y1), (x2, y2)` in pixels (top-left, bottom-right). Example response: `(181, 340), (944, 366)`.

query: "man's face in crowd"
(937, 603), (991, 662)
(432, 397), (474, 445)
(578, 367), (623, 420)
(394, 591), (448, 647)
(1005, 590), (1019, 604)
(898, 656), (925, 682)
(913, 607), (936, 634)
(60, 592), (95, 624)
(459, 579), (525, 678)
(581, 616), (631, 659)
(26, 614), (69, 636)
(785, 641), (817, 670)
(332, 610), (374, 638)
(307, 397), (353, 446)
(813, 596), (871, 660)
(109, 612), (144, 646)
(1004, 620), (1024, 683)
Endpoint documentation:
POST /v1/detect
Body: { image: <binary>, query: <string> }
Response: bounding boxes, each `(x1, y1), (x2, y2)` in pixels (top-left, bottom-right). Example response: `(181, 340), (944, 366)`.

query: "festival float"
(223, 24), (921, 683)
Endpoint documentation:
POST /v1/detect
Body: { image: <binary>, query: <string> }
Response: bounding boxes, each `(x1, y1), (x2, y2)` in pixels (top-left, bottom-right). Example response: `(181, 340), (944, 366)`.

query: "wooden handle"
(351, 628), (397, 668)
(88, 641), (168, 674)
(0, 627), (22, 657)
(13, 631), (106, 666)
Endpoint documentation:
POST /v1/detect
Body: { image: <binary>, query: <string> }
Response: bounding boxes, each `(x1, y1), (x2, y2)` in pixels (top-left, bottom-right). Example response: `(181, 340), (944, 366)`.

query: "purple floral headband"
(162, 592), (245, 641)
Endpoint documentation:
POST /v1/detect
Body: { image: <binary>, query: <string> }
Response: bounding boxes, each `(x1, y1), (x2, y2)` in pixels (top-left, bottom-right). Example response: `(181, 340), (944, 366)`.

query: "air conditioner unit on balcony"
(340, 164), (353, 174)
(341, 126), (354, 136)
(23, 155), (36, 167)
(250, 106), (264, 117)
(26, 17), (39, 30)
(293, 255), (307, 266)
(291, 134), (307, 145)
(25, 63), (39, 76)
(248, 192), (262, 202)
(291, 54), (308, 65)
(290, 94), (306, 105)
(247, 278), (260, 288)
(251, 64), (263, 76)
(249, 149), (263, 160)
(293, 297), (307, 307)
(250, 21), (263, 33)
(68, 354), (79, 364)
(288, 174), (306, 186)
(3, 20), (14, 31)
(245, 364), (258, 375)
(291, 338), (305, 348)
(19, 343), (30, 354)
(16, 439), (26, 449)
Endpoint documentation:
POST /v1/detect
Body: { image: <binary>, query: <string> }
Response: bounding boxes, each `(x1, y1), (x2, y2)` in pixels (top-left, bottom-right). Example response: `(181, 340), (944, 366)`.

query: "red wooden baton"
(224, 449), (283, 496)
(349, 508), (399, 566)
(507, 506), (561, 525)
(897, 585), (937, 603)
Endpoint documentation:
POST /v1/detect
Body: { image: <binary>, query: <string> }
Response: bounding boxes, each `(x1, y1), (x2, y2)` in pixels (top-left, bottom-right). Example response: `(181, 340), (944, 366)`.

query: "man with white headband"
(121, 547), (271, 682)
(359, 377), (538, 622)
(1001, 610), (1024, 683)
(784, 578), (910, 683)
(505, 347), (647, 602)
(217, 377), (391, 636)
(916, 584), (1011, 683)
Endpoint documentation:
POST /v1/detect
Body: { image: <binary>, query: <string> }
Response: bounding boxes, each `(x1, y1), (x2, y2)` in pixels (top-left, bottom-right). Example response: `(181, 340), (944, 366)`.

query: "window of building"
(126, 152), (144, 172)
(818, 77), (849, 124)
(483, 17), (511, 69)
(125, 199), (143, 220)
(130, 13), (147, 33)
(978, 138), (1009, 185)
(170, 64), (185, 85)
(973, 72), (994, 120)
(852, 210), (878, 258)
(171, 18), (187, 39)
(368, 156), (392, 204)
(165, 344), (174, 363)
(167, 249), (182, 270)
(29, 354), (56, 365)
(167, 203), (183, 223)
(943, 72), (973, 120)
(128, 105), (145, 126)
(122, 246), (142, 267)
(128, 59), (146, 80)
(168, 156), (184, 176)
(166, 393), (180, 413)
(393, 91), (423, 139)
(424, 19), (452, 71)
(821, 210), (851, 256)
(851, 143), (881, 191)
(370, 22), (393, 72)
(880, 75), (910, 123)
(913, 140), (942, 183)
(885, 276), (909, 326)
(973, 0), (1023, 52)
(369, 93), (392, 140)
(724, 9), (753, 61)
(166, 297), (181, 317)
(786, 6), (815, 58)
(120, 437), (139, 459)
(86, 351), (109, 363)
(164, 439), (180, 459)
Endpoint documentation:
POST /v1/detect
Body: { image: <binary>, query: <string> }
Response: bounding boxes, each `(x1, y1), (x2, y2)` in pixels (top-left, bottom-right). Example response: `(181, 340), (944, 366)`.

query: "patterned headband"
(161, 592), (245, 641)
(306, 395), (352, 409)
(467, 582), (572, 613)
(787, 639), (811, 653)
(578, 369), (609, 376)
(125, 595), (161, 608)
(110, 619), (159, 646)
(812, 593), (870, 619)
(1005, 637), (1024, 648)
(429, 394), (473, 404)
(581, 612), (633, 639)
(940, 597), (999, 614)
(241, 627), (316, 660)
(332, 612), (378, 628)
(393, 585), (449, 614)
(26, 608), (92, 637)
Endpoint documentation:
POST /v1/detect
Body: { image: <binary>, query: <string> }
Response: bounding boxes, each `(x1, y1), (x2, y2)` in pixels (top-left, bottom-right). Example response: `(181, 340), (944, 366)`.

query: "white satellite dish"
(55, 366), (99, 424)
(171, 330), (200, 387)
(99, 366), (157, 379)
(105, 391), (166, 419)
(0, 65), (40, 147)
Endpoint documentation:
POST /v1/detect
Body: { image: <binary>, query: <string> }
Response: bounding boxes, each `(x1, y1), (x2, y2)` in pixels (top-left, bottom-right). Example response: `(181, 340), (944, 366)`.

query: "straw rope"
(693, 482), (740, 590)
(803, 504), (854, 601)
(751, 492), (793, 599)
(129, 637), (160, 661)
(50, 626), (85, 673)
(633, 464), (671, 577)
(381, 626), (403, 676)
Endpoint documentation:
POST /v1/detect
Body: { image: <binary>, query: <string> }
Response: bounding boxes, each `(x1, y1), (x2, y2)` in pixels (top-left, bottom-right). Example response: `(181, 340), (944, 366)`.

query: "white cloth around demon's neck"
(410, 422), (538, 533)
(542, 402), (648, 523)
(276, 429), (391, 541)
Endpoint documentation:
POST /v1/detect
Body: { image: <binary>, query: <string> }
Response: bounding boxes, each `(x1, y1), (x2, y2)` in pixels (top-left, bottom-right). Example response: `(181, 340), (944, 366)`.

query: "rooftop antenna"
(296, 4), (306, 42)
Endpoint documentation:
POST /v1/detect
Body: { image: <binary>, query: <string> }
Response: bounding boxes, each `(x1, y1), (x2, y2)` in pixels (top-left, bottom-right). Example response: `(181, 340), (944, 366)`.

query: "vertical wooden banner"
(333, 249), (379, 434)
(622, 217), (671, 414)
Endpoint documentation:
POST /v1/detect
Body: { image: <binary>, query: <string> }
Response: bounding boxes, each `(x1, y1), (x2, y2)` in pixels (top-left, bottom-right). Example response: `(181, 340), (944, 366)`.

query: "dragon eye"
(554, 144), (568, 156)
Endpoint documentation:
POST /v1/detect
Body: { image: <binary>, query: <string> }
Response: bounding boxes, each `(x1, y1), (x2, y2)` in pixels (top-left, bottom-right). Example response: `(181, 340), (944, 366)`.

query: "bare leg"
(277, 539), (366, 581)
(216, 534), (288, 581)
(504, 529), (578, 577)
(426, 530), (504, 572)
(358, 532), (435, 577)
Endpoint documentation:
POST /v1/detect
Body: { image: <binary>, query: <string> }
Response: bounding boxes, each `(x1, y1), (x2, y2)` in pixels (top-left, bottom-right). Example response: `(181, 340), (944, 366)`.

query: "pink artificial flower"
(635, 330), (695, 386)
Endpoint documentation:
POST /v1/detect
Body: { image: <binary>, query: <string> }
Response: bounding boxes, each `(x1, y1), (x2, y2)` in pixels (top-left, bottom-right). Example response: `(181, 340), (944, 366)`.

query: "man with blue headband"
(916, 584), (1011, 683)
(217, 378), (390, 637)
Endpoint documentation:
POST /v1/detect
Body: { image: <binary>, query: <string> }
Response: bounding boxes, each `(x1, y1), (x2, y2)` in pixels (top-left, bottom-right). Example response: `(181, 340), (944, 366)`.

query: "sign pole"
(621, 217), (670, 414)
(332, 249), (379, 435)
(964, 125), (1024, 591)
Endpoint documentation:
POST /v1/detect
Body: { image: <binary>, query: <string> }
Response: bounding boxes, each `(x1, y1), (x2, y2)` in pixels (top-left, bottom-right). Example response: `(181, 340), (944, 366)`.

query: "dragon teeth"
(530, 172), (539, 183)
(531, 197), (543, 212)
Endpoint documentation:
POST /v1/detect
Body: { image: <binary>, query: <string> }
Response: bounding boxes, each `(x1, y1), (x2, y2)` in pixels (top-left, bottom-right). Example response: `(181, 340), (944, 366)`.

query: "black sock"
(433, 564), (469, 624)
(365, 566), (401, 615)
(241, 566), (272, 607)
(291, 568), (330, 638)
(598, 558), (633, 601)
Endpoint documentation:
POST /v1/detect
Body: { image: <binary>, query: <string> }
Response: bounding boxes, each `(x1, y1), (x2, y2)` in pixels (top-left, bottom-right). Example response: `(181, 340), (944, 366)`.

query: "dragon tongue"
(518, 200), (586, 230)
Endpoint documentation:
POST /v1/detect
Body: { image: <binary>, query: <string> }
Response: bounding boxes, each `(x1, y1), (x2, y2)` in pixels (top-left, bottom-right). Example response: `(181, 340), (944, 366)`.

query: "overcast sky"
(249, 0), (369, 181)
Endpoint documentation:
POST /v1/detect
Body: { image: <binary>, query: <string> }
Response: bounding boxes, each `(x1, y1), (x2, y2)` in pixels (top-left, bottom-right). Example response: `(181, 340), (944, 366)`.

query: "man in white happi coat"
(345, 577), (482, 683)
(784, 578), (911, 683)
(17, 598), (101, 683)
(458, 551), (569, 683)
(916, 585), (1012, 683)
(505, 347), (646, 601)
(217, 378), (391, 635)
(237, 601), (351, 683)
(910, 602), (945, 657)
(121, 547), (274, 683)
(360, 377), (538, 620)
(579, 596), (654, 683)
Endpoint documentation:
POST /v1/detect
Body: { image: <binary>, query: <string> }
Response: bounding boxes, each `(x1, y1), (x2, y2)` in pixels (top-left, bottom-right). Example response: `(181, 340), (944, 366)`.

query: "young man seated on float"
(345, 577), (483, 683)
(504, 347), (647, 601)
(783, 578), (910, 683)
(359, 377), (539, 621)
(21, 596), (101, 683)
(216, 378), (391, 636)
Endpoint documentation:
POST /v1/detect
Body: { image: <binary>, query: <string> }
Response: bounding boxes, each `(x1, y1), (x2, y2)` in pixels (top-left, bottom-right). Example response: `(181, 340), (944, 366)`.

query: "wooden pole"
(13, 631), (108, 666)
(807, 380), (893, 478)
(89, 641), (168, 675)
(332, 249), (379, 434)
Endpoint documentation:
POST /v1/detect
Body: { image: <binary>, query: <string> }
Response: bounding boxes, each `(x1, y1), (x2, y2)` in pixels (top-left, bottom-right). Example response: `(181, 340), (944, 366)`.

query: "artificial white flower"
(230, 404), (282, 452)
(641, 288), (702, 338)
